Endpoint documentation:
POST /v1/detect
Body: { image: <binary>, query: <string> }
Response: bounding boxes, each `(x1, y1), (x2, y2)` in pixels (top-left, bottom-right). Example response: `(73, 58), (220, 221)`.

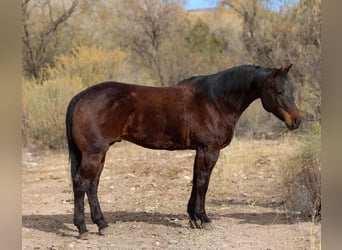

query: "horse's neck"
(224, 89), (260, 116)
(221, 71), (264, 116)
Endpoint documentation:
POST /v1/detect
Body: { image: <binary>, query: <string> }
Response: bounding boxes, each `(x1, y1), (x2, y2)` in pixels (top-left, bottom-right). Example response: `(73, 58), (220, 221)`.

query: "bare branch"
(42, 0), (79, 38)
(22, 0), (80, 79)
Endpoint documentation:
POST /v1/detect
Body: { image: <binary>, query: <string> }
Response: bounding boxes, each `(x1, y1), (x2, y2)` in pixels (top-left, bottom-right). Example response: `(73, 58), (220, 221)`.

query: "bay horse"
(66, 64), (300, 239)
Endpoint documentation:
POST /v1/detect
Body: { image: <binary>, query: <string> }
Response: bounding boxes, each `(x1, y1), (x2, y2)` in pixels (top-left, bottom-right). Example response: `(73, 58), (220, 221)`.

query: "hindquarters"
(66, 82), (131, 237)
(71, 84), (134, 153)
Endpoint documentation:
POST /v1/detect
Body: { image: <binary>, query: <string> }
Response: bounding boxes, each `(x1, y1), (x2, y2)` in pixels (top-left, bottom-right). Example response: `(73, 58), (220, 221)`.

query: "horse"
(66, 64), (301, 239)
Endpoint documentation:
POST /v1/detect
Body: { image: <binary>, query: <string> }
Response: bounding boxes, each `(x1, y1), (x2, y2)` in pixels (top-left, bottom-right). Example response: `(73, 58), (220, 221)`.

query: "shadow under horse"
(65, 64), (301, 239)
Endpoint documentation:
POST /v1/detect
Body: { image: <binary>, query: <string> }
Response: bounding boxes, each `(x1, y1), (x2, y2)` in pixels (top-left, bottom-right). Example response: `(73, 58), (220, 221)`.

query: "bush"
(22, 77), (83, 150)
(281, 123), (321, 221)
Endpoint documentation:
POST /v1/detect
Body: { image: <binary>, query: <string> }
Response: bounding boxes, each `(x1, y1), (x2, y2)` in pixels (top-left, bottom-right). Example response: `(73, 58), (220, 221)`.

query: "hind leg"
(87, 178), (109, 235)
(73, 151), (108, 238)
(72, 172), (89, 238)
(86, 153), (109, 235)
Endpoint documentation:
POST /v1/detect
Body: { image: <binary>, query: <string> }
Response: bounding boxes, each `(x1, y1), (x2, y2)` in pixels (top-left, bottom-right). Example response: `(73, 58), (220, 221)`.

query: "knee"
(72, 174), (90, 192)
(196, 175), (209, 189)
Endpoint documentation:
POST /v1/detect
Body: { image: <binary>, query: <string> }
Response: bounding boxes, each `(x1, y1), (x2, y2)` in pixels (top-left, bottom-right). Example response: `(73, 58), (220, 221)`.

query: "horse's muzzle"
(283, 109), (301, 130)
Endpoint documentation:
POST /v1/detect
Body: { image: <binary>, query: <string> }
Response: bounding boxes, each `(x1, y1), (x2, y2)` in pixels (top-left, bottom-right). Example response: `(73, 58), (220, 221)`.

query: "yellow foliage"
(44, 44), (128, 87)
(22, 76), (84, 149)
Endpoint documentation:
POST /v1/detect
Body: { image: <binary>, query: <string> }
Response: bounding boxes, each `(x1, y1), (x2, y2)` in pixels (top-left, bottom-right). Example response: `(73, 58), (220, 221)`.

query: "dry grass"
(210, 136), (297, 204)
(22, 78), (83, 149)
(280, 124), (321, 221)
(103, 133), (321, 221)
(209, 134), (321, 249)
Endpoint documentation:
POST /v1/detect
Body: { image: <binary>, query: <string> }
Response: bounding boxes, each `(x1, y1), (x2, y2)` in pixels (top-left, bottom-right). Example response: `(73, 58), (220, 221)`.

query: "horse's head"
(260, 64), (301, 130)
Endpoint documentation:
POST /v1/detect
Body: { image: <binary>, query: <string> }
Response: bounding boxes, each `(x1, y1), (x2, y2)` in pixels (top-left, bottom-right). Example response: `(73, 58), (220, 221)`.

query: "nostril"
(293, 117), (300, 128)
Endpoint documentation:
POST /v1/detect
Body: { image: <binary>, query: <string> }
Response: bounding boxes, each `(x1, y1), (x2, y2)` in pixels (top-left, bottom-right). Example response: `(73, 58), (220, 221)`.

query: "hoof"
(189, 220), (213, 230)
(201, 221), (213, 230)
(189, 219), (202, 229)
(99, 226), (112, 236)
(78, 232), (90, 240)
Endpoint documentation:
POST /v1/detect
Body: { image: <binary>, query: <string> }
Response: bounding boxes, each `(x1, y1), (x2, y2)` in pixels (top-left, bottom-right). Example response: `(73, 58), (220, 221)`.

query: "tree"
(219, 0), (298, 65)
(22, 0), (80, 79)
(186, 19), (223, 55)
(117, 0), (189, 85)
(220, 0), (265, 63)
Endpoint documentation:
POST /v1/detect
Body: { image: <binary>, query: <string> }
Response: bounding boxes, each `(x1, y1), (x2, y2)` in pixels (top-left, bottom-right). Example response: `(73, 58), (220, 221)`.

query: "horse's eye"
(276, 89), (283, 95)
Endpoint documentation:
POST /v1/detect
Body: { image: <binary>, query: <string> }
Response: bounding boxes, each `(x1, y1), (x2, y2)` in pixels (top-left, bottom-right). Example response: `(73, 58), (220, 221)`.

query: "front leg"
(187, 148), (219, 229)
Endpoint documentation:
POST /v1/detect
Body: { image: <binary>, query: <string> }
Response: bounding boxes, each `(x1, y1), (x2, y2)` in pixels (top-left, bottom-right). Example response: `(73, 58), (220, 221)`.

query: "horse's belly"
(122, 126), (191, 150)
(118, 99), (192, 150)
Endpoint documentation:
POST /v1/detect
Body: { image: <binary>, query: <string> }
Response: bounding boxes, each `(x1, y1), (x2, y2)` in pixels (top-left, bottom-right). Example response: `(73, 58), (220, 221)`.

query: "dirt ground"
(22, 139), (321, 249)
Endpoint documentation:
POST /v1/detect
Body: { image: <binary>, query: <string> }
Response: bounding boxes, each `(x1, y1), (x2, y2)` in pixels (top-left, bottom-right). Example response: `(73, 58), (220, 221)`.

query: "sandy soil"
(22, 139), (320, 249)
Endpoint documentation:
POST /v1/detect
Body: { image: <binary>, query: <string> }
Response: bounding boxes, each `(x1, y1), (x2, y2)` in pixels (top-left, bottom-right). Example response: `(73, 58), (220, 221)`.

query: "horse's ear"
(269, 67), (282, 80)
(283, 64), (293, 73)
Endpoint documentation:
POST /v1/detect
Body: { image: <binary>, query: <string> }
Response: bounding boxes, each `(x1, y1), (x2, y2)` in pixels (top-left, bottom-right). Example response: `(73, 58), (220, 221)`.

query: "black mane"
(183, 65), (274, 102)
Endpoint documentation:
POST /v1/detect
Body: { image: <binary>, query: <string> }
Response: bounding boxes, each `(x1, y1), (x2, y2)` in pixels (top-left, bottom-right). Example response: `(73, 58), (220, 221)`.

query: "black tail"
(66, 94), (82, 179)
